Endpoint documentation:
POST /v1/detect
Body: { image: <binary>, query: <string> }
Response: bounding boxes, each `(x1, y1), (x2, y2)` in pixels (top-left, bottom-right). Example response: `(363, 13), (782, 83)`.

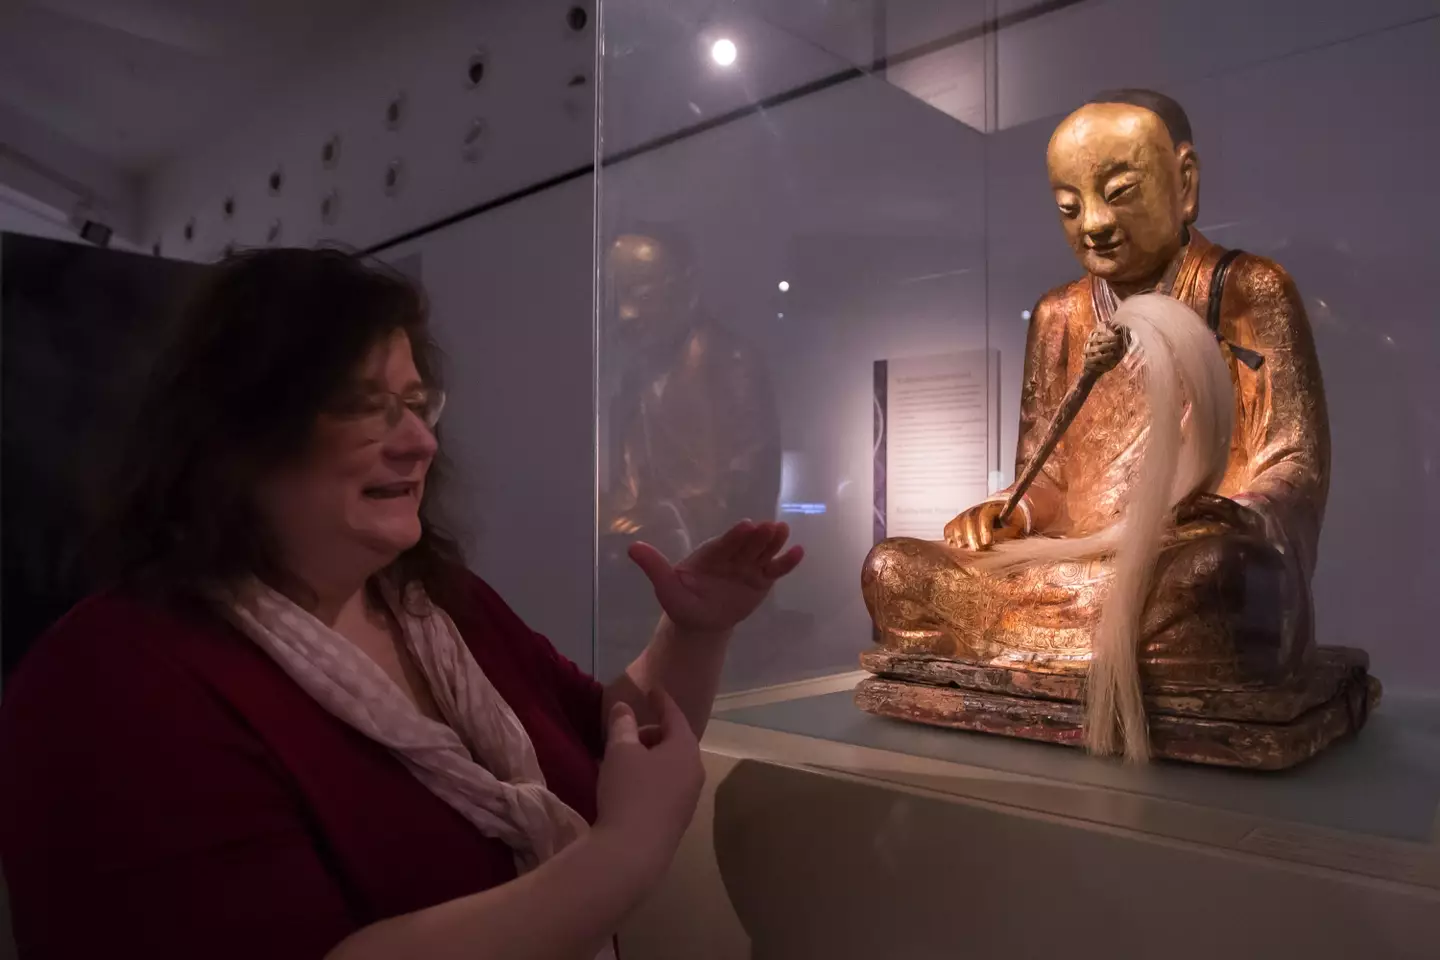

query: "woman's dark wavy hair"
(87, 246), (463, 608)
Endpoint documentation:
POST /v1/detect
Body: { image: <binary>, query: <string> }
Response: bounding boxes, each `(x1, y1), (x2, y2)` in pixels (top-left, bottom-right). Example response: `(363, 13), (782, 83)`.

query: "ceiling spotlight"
(711, 38), (738, 67)
(778, 280), (790, 292)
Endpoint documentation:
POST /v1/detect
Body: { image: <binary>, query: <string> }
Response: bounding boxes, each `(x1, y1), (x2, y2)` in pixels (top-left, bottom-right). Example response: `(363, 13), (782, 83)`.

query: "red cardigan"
(0, 573), (605, 959)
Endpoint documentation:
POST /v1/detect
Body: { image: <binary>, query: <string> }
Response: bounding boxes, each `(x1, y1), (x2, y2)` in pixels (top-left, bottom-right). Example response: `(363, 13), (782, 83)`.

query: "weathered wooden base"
(855, 647), (1381, 771)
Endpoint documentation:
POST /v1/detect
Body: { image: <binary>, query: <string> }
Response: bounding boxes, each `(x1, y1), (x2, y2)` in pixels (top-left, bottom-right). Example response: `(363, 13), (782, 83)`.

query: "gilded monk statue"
(857, 90), (1375, 768)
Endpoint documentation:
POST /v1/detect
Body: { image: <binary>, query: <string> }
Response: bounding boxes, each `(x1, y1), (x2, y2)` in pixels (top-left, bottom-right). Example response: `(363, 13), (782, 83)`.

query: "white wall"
(995, 0), (1440, 130)
(142, 0), (595, 261)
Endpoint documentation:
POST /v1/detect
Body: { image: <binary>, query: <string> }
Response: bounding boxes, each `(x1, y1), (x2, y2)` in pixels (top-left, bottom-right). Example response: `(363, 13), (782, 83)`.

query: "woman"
(0, 248), (802, 959)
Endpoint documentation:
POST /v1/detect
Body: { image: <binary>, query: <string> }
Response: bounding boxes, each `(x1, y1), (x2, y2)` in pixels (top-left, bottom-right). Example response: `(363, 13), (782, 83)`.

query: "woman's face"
(256, 329), (440, 585)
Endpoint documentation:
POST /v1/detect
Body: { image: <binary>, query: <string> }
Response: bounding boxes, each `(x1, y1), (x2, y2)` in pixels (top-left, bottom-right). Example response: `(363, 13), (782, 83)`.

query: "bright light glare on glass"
(778, 280), (790, 292)
(711, 38), (738, 66)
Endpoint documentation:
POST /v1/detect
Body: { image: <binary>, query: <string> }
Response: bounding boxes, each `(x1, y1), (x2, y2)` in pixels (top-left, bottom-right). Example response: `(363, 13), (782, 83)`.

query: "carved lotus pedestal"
(856, 647), (1381, 770)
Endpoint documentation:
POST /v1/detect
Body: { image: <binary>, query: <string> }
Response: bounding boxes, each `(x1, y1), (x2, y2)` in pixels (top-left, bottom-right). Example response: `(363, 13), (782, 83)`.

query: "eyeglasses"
(328, 386), (447, 440)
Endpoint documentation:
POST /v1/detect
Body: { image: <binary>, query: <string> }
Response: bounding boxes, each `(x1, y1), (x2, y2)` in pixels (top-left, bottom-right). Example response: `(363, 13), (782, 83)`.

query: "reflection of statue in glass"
(857, 90), (1378, 768)
(597, 223), (784, 679)
(600, 224), (781, 558)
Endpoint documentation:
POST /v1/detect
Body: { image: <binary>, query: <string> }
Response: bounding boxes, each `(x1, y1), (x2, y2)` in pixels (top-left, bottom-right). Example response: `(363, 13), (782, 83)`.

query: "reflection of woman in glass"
(0, 249), (801, 959)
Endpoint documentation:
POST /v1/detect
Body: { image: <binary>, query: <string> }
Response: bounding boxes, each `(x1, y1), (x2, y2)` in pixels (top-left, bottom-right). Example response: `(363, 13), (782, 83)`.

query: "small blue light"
(780, 502), (827, 515)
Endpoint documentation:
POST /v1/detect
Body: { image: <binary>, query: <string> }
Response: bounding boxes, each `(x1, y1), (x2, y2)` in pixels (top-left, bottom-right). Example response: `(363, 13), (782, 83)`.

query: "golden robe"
(862, 231), (1330, 689)
(600, 319), (781, 555)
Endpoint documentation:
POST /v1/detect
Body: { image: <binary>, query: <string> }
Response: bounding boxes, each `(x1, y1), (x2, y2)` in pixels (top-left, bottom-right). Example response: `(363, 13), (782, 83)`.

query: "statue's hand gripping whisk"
(994, 321), (1128, 531)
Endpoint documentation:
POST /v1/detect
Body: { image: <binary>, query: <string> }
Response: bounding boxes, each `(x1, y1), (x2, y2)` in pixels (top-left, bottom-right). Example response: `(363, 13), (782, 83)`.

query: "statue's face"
(1046, 103), (1198, 284)
(607, 233), (689, 336)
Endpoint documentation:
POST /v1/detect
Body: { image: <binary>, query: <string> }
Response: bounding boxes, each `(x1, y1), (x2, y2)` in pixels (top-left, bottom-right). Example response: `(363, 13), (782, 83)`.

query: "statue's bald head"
(1045, 90), (1201, 285)
(1087, 88), (1192, 147)
(606, 221), (698, 335)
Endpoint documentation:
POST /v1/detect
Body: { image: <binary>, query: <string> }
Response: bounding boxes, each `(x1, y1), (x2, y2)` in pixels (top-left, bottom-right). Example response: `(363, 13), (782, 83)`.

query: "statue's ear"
(1177, 143), (1200, 225)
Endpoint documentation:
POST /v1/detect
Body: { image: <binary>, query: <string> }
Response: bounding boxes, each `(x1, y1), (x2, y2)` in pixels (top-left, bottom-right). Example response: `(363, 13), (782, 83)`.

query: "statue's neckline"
(1092, 243), (1191, 325)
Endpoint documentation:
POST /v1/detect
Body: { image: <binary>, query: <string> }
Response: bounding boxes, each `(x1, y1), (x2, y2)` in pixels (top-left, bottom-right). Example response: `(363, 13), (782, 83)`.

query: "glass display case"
(593, 0), (1440, 899)
(595, 0), (997, 692)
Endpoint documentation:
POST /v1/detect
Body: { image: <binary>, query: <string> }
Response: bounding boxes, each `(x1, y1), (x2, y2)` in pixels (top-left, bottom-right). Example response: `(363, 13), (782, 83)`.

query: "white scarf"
(225, 581), (619, 958)
(222, 579), (590, 875)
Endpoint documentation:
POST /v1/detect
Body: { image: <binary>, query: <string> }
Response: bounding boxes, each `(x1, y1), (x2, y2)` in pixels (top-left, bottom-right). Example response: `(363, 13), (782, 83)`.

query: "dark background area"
(1, 233), (205, 684)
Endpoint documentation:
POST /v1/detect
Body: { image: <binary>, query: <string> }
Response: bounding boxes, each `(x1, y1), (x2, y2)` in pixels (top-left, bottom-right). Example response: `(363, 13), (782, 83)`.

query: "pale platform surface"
(717, 689), (1440, 843)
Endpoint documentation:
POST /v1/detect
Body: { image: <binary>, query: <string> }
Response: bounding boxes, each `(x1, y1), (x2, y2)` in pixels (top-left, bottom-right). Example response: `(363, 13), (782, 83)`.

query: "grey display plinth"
(717, 690), (1440, 843)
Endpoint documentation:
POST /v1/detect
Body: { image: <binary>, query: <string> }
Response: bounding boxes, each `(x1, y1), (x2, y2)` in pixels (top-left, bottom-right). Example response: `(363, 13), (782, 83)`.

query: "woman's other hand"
(593, 692), (704, 886)
(627, 520), (804, 633)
